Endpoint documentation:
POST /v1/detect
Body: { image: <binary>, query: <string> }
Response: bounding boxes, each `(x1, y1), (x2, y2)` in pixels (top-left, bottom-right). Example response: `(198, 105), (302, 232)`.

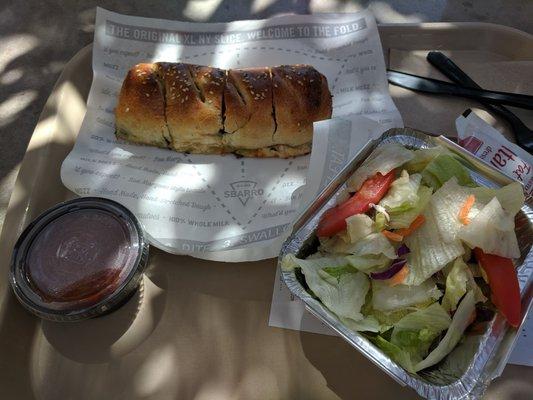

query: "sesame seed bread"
(271, 65), (332, 148)
(115, 62), (332, 158)
(159, 62), (226, 153)
(115, 63), (171, 148)
(222, 67), (276, 150)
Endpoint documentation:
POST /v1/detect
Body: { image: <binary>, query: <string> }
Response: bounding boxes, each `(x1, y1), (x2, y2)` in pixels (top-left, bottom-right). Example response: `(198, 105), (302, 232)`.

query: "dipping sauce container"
(10, 197), (148, 321)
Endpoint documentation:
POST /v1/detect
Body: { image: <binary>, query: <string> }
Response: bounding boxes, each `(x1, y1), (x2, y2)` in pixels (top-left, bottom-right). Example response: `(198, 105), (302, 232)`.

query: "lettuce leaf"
(371, 278), (442, 312)
(347, 143), (414, 192)
(414, 291), (476, 371)
(371, 335), (416, 373)
(374, 212), (389, 232)
(320, 265), (358, 281)
(341, 315), (381, 333)
(346, 214), (375, 243)
(442, 258), (487, 312)
(281, 254), (370, 322)
(471, 181), (525, 216)
(458, 197), (520, 258)
(430, 177), (484, 243)
(421, 154), (475, 190)
(345, 254), (391, 273)
(390, 303), (451, 365)
(431, 178), (524, 246)
(371, 302), (452, 374)
(281, 254), (347, 272)
(322, 232), (397, 259)
(392, 303), (451, 340)
(379, 170), (422, 212)
(389, 185), (433, 229)
(405, 206), (465, 285)
(353, 233), (397, 259)
(404, 146), (452, 173)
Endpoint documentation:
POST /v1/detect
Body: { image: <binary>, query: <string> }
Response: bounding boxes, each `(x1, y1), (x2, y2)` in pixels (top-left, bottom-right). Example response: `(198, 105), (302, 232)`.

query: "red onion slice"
(370, 259), (407, 280)
(397, 244), (410, 257)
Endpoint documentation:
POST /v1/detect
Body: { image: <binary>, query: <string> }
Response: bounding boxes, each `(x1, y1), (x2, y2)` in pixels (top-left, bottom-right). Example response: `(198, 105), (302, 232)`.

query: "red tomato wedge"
(474, 248), (521, 328)
(316, 169), (397, 237)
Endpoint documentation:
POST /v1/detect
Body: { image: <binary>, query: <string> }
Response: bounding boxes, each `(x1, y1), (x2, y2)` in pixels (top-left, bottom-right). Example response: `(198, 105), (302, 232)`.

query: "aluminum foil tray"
(279, 128), (533, 400)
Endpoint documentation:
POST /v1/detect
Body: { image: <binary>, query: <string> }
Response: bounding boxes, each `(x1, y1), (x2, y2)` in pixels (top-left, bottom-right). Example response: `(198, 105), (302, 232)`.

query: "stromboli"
(115, 62), (332, 158)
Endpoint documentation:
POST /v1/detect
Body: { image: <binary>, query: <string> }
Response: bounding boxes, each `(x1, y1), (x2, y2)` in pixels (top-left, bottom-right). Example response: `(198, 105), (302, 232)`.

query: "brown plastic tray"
(0, 22), (531, 400)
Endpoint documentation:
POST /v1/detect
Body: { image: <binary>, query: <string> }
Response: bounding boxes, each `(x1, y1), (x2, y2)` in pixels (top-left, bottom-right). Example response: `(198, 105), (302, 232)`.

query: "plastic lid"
(10, 197), (149, 321)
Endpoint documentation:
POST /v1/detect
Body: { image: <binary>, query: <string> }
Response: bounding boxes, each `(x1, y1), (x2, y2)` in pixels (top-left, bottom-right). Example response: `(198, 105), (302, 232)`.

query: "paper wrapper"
(456, 110), (532, 197)
(61, 7), (402, 262)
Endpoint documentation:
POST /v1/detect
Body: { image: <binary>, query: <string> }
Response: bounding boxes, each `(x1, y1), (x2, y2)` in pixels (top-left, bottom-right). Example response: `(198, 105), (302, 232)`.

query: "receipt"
(61, 7), (402, 262)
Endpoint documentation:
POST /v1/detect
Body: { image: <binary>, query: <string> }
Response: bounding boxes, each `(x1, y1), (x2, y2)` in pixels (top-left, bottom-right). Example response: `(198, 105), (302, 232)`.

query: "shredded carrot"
(396, 215), (426, 237)
(459, 195), (476, 225)
(382, 230), (403, 242)
(387, 264), (409, 287)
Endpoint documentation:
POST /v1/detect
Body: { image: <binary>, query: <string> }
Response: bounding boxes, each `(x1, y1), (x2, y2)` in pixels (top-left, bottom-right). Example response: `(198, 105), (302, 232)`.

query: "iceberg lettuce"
(375, 292), (475, 373)
(421, 154), (475, 190)
(379, 170), (422, 212)
(374, 212), (389, 232)
(442, 258), (486, 312)
(371, 335), (416, 373)
(347, 143), (414, 192)
(404, 146), (452, 173)
(341, 315), (381, 333)
(388, 185), (433, 229)
(371, 303), (451, 373)
(352, 233), (397, 259)
(321, 232), (397, 259)
(371, 278), (442, 312)
(346, 214), (375, 243)
(281, 254), (370, 322)
(345, 254), (391, 273)
(430, 177), (483, 243)
(471, 181), (525, 216)
(414, 291), (476, 371)
(405, 206), (465, 285)
(431, 178), (524, 246)
(391, 303), (451, 365)
(458, 197), (520, 258)
(392, 302), (451, 340)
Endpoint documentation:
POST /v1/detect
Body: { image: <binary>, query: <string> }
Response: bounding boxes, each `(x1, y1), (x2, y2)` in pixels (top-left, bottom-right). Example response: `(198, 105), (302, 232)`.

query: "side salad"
(282, 143), (525, 374)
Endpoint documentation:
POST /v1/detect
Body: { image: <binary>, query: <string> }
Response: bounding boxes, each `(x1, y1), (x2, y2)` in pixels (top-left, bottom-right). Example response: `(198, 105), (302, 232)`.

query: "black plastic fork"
(426, 51), (533, 153)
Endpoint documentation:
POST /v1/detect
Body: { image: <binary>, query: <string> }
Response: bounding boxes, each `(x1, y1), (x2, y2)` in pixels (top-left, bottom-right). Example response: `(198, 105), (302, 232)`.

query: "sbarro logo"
(225, 180), (264, 206)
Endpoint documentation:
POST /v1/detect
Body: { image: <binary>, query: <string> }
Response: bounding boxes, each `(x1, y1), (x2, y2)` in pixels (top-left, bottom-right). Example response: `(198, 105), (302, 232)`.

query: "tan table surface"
(0, 23), (532, 400)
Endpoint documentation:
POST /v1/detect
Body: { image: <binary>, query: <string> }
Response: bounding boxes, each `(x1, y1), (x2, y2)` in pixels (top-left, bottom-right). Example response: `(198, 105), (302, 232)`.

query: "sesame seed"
(125, 107), (130, 112)
(145, 93), (150, 97)
(209, 90), (213, 94)
(181, 99), (185, 103)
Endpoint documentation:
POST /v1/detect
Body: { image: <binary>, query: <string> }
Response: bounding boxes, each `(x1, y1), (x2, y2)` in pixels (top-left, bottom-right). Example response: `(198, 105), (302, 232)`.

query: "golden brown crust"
(158, 62), (225, 153)
(115, 63), (170, 148)
(115, 62), (332, 158)
(222, 67), (275, 150)
(271, 64), (332, 147)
